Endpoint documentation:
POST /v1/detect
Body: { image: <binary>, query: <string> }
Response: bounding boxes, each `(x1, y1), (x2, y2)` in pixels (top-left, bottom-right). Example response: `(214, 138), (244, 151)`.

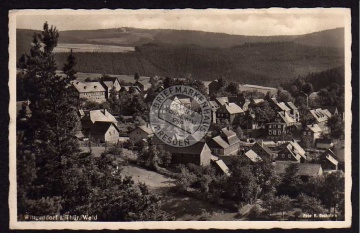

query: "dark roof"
(91, 122), (119, 135)
(158, 140), (208, 155)
(253, 141), (273, 156)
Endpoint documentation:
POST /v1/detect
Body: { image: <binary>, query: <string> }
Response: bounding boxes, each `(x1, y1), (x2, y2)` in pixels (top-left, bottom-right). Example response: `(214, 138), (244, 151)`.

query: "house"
(155, 140), (212, 166)
(90, 121), (120, 143)
(306, 108), (332, 134)
(251, 141), (276, 161)
(208, 128), (241, 156)
(320, 149), (339, 171)
(251, 98), (265, 105)
(315, 138), (334, 150)
(210, 155), (230, 176)
(301, 124), (322, 148)
(129, 124), (154, 144)
(238, 84), (277, 95)
(209, 80), (222, 95)
(72, 81), (106, 103)
(173, 96), (192, 109)
(276, 140), (306, 163)
(243, 149), (263, 164)
(133, 80), (151, 92)
(119, 85), (142, 95)
(285, 102), (300, 122)
(79, 109), (118, 136)
(216, 102), (244, 125)
(266, 122), (287, 141)
(274, 163), (323, 182)
(100, 76), (121, 99)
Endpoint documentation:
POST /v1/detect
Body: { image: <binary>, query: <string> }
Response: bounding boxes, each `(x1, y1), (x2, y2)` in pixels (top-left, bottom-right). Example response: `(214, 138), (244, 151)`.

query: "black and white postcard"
(8, 8), (352, 229)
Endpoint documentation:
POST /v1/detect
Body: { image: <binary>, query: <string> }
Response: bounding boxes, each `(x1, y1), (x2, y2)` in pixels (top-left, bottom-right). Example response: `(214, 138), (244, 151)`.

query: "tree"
(273, 195), (292, 219)
(301, 83), (313, 95)
(277, 163), (303, 197)
(225, 82), (239, 96)
(297, 193), (325, 220)
(134, 72), (140, 82)
(252, 100), (276, 125)
(326, 115), (344, 139)
(320, 171), (344, 218)
(62, 49), (77, 80)
(277, 90), (294, 103)
(226, 157), (258, 204)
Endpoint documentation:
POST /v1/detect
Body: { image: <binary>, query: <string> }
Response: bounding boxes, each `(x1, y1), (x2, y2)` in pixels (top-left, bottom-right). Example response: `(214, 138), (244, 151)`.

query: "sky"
(14, 8), (349, 36)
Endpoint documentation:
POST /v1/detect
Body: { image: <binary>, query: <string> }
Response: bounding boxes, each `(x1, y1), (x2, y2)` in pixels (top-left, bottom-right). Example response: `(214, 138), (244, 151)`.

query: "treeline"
(51, 42), (343, 86)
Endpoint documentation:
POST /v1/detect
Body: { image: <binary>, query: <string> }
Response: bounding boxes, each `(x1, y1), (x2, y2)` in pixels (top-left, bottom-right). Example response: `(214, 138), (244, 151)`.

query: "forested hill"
(53, 42), (344, 86)
(17, 27), (344, 56)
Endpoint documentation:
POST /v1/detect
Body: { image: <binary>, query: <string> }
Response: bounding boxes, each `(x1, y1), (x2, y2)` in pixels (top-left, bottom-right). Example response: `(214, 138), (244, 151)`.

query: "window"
(288, 154), (291, 158)
(308, 132), (311, 136)
(269, 130), (272, 135)
(269, 125), (272, 129)
(278, 125), (281, 129)
(273, 130), (277, 135)
(282, 154), (285, 158)
(278, 130), (281, 135)
(303, 132), (306, 135)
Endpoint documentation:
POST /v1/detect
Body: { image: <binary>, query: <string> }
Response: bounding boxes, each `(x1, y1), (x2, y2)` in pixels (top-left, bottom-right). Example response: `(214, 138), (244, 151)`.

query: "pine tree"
(18, 22), (80, 213)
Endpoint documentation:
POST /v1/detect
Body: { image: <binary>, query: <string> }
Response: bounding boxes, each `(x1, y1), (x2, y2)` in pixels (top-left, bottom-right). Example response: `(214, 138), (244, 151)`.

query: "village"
(16, 70), (345, 220)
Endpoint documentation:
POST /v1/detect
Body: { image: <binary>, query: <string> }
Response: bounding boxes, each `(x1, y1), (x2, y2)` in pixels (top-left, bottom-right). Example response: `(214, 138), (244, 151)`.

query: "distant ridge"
(17, 27), (344, 57)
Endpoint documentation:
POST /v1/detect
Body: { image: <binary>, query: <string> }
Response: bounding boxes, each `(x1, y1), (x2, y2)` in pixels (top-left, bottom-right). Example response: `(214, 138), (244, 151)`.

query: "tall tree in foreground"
(18, 22), (81, 214)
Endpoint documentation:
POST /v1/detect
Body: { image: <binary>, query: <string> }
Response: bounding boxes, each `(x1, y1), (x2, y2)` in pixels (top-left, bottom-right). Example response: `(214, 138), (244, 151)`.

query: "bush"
(248, 204), (262, 220)
(293, 210), (302, 219)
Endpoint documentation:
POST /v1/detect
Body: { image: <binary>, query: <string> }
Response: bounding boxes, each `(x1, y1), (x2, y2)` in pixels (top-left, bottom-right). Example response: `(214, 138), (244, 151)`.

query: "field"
(54, 43), (135, 53)
(56, 70), (150, 83)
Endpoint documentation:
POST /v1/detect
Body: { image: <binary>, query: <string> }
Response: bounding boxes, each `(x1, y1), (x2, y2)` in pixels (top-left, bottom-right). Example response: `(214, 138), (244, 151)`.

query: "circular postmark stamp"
(149, 85), (212, 147)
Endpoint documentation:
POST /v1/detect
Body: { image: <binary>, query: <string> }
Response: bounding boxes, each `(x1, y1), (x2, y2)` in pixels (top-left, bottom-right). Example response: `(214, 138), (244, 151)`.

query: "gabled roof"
(164, 141), (209, 155)
(209, 101), (220, 111)
(133, 124), (154, 135)
(214, 159), (230, 176)
(309, 108), (330, 123)
(221, 103), (244, 114)
(278, 140), (305, 160)
(306, 124), (322, 133)
(252, 98), (264, 105)
(221, 128), (240, 145)
(215, 97), (229, 106)
(88, 109), (117, 123)
(91, 122), (119, 135)
(252, 141), (273, 157)
(322, 109), (332, 118)
(297, 164), (322, 177)
(277, 111), (296, 124)
(244, 150), (263, 163)
(72, 81), (106, 93)
(101, 81), (114, 89)
(212, 136), (230, 149)
(321, 148), (338, 160)
(286, 102), (298, 110)
(277, 102), (291, 112)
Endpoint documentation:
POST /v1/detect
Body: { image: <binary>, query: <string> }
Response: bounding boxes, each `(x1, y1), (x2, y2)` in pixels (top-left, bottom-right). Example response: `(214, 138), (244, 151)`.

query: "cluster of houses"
(71, 76), (152, 103)
(16, 75), (344, 181)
